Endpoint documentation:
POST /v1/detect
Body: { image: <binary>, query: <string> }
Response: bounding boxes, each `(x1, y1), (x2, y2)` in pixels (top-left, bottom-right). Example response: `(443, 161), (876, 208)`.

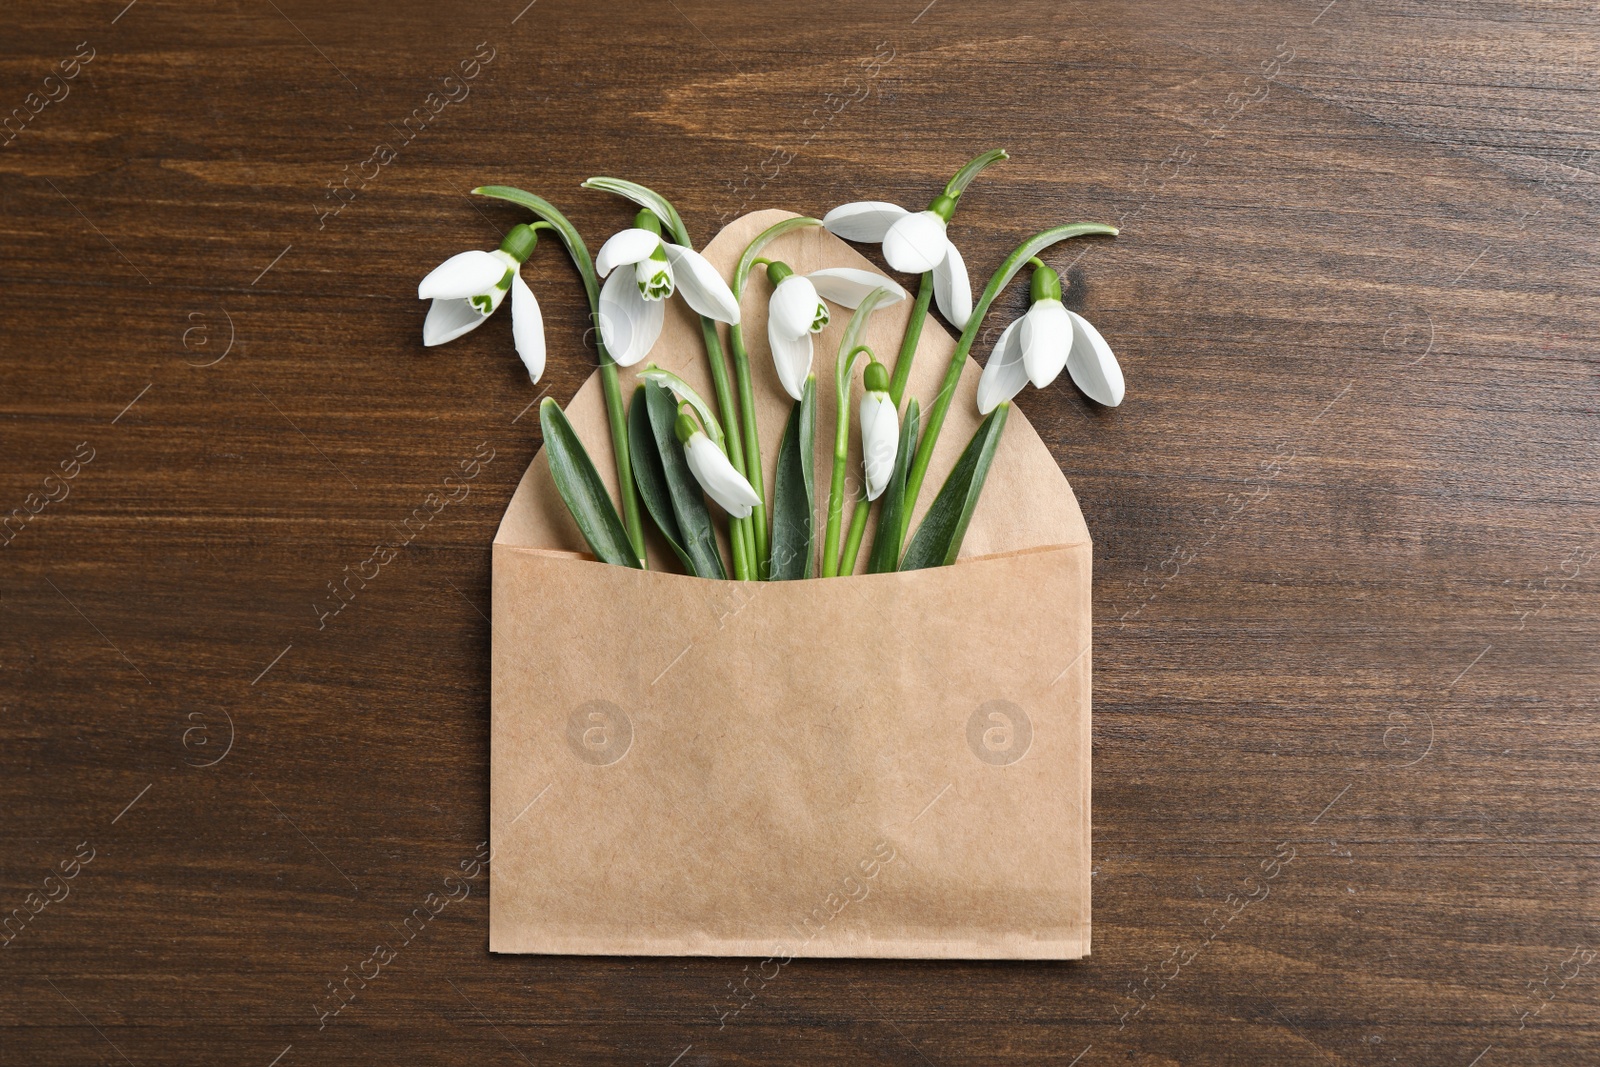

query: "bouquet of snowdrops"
(417, 152), (1122, 580)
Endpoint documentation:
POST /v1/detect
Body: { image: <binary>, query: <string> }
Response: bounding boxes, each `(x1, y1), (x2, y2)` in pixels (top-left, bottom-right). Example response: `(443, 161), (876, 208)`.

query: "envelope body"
(489, 211), (1093, 959)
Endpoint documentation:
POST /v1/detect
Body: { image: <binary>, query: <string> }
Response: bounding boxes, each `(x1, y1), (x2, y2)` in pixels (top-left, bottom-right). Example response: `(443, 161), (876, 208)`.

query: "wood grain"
(1, 0), (1596, 1064)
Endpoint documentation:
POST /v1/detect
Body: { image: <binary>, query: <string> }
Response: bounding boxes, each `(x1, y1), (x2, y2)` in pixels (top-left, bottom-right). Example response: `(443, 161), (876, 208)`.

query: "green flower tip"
(635, 208), (663, 235)
(864, 360), (890, 394)
(1029, 259), (1062, 304)
(674, 407), (699, 444)
(766, 260), (795, 286)
(499, 223), (539, 263)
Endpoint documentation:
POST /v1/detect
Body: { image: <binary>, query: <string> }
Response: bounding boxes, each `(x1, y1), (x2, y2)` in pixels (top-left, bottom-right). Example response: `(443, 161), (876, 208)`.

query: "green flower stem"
(886, 271), (934, 406)
(597, 368), (637, 551)
(821, 288), (895, 577)
(837, 490), (869, 575)
(733, 216), (823, 579)
(583, 177), (756, 579)
(899, 222), (1118, 543)
(846, 150), (1006, 571)
(473, 185), (646, 567)
(822, 346), (869, 578)
(727, 324), (767, 575)
(840, 269), (932, 573)
(700, 319), (753, 580)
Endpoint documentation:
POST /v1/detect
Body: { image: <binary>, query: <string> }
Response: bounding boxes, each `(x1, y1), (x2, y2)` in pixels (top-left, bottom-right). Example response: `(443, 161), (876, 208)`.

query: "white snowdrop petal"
(1065, 310), (1126, 407)
(767, 318), (813, 402)
(685, 433), (761, 518)
(661, 244), (741, 323)
(418, 250), (507, 300)
(858, 392), (900, 501)
(770, 275), (822, 338)
(806, 267), (907, 308)
(976, 318), (1029, 414)
(1020, 299), (1072, 389)
(882, 211), (949, 274)
(598, 268), (664, 367)
(932, 241), (973, 330)
(822, 201), (909, 243)
(594, 228), (661, 278)
(510, 271), (546, 383)
(422, 297), (491, 346)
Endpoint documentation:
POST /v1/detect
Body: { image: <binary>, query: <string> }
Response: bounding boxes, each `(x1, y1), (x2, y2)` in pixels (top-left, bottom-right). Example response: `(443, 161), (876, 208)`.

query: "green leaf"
(643, 380), (726, 579)
(638, 366), (724, 448)
(539, 398), (640, 568)
(769, 378), (816, 580)
(866, 398), (920, 574)
(581, 177), (691, 247)
(628, 386), (695, 573)
(900, 403), (1009, 571)
(943, 148), (1009, 198)
(734, 216), (822, 295)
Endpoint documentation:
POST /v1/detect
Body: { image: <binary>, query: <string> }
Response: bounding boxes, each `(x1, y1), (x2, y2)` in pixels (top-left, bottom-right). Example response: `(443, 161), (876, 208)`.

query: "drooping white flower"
(674, 408), (760, 518)
(594, 215), (740, 367)
(822, 198), (972, 329)
(977, 260), (1125, 413)
(765, 264), (906, 402)
(417, 222), (546, 382)
(858, 359), (899, 500)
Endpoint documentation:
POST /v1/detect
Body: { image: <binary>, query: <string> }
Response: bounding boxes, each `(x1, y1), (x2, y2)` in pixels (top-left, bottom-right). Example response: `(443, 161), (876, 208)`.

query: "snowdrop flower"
(417, 222), (546, 382)
(675, 406), (760, 518)
(822, 193), (972, 329)
(764, 262), (907, 401)
(858, 358), (899, 500)
(977, 259), (1125, 413)
(594, 210), (740, 367)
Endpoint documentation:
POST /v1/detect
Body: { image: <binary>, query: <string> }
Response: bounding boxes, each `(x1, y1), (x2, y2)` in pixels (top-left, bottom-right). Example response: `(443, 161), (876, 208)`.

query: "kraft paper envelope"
(490, 210), (1092, 959)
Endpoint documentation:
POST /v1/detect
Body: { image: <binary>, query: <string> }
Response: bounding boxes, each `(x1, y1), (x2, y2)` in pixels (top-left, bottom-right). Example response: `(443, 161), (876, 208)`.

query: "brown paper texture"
(490, 212), (1092, 959)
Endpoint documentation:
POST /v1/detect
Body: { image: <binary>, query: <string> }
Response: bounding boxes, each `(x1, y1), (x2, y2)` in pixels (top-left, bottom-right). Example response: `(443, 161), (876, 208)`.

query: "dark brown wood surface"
(3, 0), (1596, 1063)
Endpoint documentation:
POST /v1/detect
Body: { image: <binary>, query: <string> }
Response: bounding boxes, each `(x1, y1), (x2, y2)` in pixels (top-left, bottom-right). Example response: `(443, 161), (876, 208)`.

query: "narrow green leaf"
(539, 398), (640, 568)
(581, 177), (691, 247)
(638, 366), (724, 448)
(900, 404), (1009, 571)
(770, 378), (817, 580)
(734, 216), (823, 295)
(628, 386), (695, 573)
(643, 380), (727, 580)
(943, 148), (1009, 198)
(866, 398), (920, 574)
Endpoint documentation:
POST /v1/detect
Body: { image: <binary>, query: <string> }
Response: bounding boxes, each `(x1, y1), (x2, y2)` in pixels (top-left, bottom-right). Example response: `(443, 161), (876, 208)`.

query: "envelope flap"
(494, 209), (1091, 569)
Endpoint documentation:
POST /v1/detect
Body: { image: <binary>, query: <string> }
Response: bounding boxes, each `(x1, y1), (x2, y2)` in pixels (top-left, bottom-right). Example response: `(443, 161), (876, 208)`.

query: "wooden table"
(3, 1), (1595, 1063)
